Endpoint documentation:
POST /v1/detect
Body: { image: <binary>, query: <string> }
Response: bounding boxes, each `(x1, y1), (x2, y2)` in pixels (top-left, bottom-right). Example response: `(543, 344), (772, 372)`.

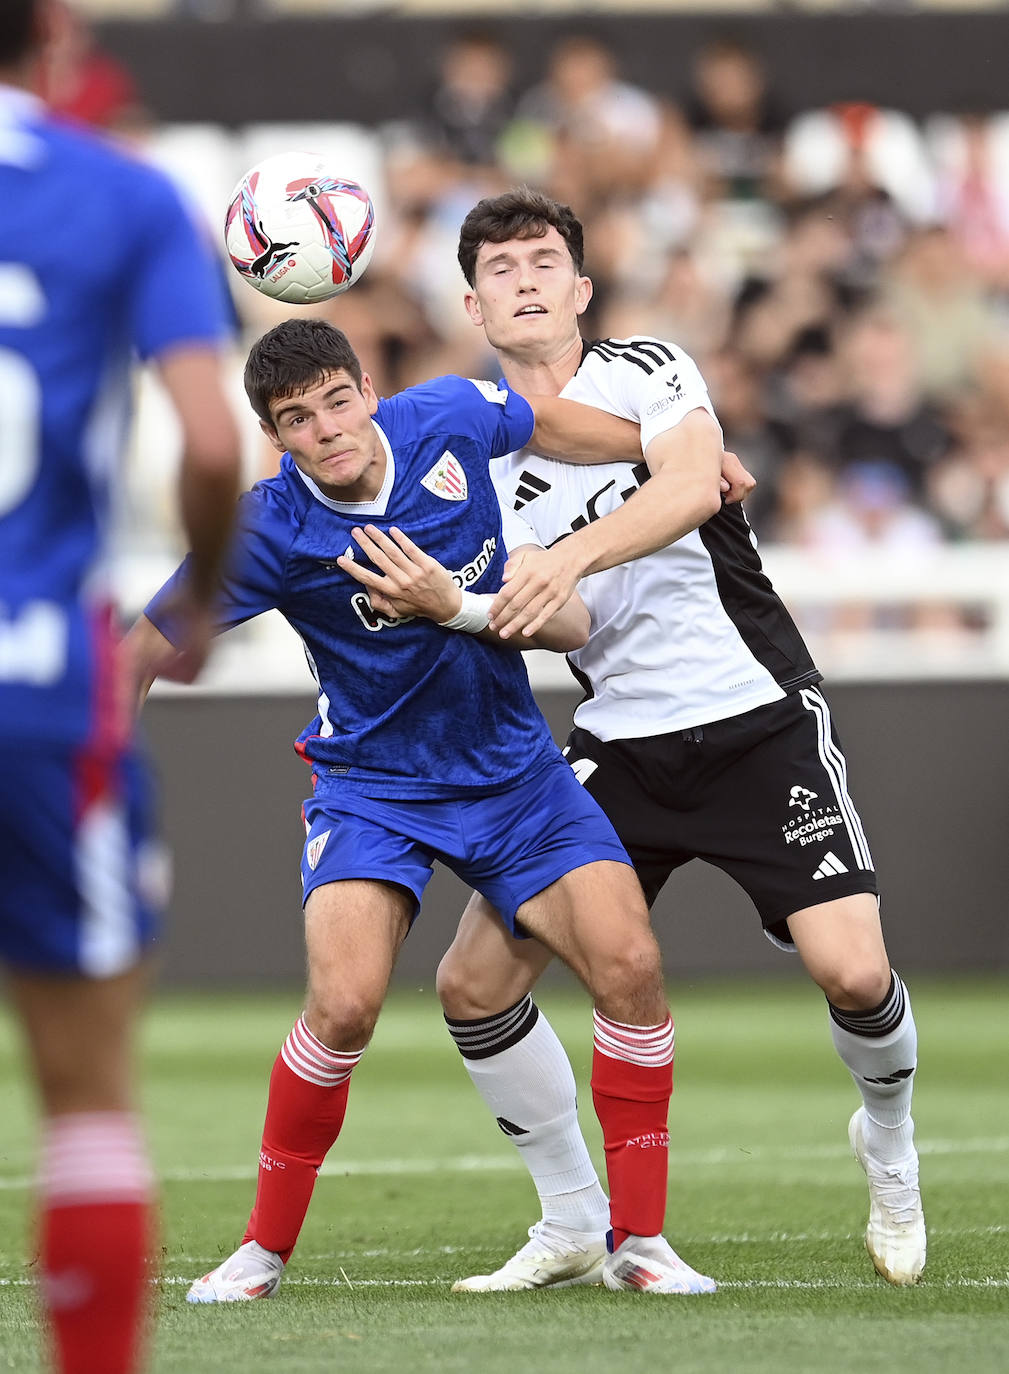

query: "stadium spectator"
(684, 36), (786, 205)
(883, 224), (1009, 402)
(0, 4), (241, 1372)
(803, 461), (944, 553)
(517, 34), (662, 201)
(38, 1), (145, 135)
(932, 111), (1009, 288)
(928, 396), (1009, 541)
(704, 344), (794, 530)
(425, 29), (516, 172)
(830, 303), (953, 500)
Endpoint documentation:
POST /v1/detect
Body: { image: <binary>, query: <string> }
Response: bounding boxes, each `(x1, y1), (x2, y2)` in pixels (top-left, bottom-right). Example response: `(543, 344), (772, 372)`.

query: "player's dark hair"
(244, 318), (364, 427)
(0, 0), (39, 68)
(457, 187), (585, 286)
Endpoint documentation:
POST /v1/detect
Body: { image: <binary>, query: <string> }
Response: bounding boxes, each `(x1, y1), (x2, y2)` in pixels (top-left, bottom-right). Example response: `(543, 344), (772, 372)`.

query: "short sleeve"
(456, 377), (536, 458)
(584, 339), (720, 453)
(126, 165), (231, 361)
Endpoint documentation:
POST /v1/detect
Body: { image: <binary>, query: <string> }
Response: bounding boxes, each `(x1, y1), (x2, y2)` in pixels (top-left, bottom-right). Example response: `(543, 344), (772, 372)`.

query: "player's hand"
(490, 544), (581, 641)
(122, 597), (215, 719)
(164, 604), (215, 684)
(338, 526), (462, 623)
(720, 449), (755, 505)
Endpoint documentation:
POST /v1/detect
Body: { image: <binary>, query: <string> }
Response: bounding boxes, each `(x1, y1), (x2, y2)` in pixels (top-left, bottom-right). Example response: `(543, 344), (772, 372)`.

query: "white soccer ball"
(225, 151), (376, 305)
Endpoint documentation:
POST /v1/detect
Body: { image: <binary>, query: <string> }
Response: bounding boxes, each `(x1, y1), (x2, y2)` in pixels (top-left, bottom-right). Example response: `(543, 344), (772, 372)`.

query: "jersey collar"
(292, 423), (396, 516)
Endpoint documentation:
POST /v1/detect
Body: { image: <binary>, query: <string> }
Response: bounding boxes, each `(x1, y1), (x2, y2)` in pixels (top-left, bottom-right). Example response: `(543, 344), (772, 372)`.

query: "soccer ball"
(225, 151), (376, 304)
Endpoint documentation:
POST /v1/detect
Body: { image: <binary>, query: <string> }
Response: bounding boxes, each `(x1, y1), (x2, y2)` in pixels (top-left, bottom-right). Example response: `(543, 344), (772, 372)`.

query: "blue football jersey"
(146, 375), (560, 799)
(0, 87), (229, 745)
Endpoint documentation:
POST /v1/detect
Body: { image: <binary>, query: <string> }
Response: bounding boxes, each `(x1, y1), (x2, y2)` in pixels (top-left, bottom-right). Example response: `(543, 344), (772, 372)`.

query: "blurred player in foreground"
(130, 316), (723, 1300)
(436, 188), (925, 1290)
(0, 3), (241, 1370)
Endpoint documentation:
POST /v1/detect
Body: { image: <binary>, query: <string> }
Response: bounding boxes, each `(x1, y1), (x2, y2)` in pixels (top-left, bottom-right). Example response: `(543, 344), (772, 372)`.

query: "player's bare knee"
(436, 948), (531, 1019)
(587, 937), (665, 1024)
(436, 952), (486, 1019)
(304, 992), (380, 1052)
(818, 960), (892, 1012)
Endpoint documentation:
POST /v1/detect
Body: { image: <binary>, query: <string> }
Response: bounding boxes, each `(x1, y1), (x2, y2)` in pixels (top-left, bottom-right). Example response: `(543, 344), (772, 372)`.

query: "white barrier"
(130, 541), (1009, 696)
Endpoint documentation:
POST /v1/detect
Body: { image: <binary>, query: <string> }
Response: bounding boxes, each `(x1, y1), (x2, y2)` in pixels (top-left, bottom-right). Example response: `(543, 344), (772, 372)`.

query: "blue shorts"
(300, 754), (632, 932)
(0, 743), (162, 977)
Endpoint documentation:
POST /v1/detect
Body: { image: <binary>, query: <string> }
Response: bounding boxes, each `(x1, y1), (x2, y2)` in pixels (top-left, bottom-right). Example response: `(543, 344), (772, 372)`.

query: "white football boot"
(849, 1107), (926, 1285)
(602, 1233), (717, 1294)
(451, 1221), (606, 1292)
(186, 1240), (285, 1303)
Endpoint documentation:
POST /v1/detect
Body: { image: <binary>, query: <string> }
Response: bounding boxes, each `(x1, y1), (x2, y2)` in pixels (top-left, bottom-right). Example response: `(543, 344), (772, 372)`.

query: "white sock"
(445, 996), (610, 1234)
(829, 970), (917, 1161)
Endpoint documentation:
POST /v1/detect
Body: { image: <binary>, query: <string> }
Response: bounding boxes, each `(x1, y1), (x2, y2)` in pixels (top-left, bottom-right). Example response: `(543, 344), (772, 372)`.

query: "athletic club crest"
(421, 451), (468, 501)
(305, 830), (331, 871)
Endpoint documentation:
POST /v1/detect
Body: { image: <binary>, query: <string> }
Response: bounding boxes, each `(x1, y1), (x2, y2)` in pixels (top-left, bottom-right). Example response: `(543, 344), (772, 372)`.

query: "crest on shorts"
(421, 451), (468, 501)
(306, 829), (331, 871)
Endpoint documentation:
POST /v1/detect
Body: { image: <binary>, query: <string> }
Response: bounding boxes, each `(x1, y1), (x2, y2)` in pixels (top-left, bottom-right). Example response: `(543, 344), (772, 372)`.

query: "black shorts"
(563, 686), (878, 945)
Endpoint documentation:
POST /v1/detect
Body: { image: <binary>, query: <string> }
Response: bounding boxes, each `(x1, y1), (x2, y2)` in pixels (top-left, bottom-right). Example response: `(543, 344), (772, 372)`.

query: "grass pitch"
(1, 977), (1007, 1373)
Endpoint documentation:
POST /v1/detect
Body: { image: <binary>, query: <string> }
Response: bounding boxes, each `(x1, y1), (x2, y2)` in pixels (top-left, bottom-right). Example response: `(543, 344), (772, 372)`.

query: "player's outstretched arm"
(339, 527), (589, 652)
(490, 408), (724, 640)
(525, 394), (753, 503)
(123, 612), (201, 712)
(525, 396), (641, 464)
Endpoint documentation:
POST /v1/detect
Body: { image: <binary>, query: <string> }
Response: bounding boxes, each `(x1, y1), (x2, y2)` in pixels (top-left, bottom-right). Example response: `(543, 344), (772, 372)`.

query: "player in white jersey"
(436, 188), (925, 1290)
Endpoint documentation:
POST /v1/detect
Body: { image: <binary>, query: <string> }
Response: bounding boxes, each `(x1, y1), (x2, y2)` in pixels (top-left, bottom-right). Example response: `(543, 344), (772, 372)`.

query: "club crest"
(421, 451), (468, 501)
(305, 829), (331, 871)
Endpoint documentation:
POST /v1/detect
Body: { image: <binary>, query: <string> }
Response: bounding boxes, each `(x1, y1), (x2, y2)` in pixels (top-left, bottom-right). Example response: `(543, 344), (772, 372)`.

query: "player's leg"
(0, 741), (159, 1374)
(788, 893), (924, 1285)
(695, 689), (924, 1284)
(188, 876), (412, 1303)
(515, 860), (715, 1295)
(9, 967), (153, 1374)
(437, 895), (610, 1291)
(439, 730), (681, 1288)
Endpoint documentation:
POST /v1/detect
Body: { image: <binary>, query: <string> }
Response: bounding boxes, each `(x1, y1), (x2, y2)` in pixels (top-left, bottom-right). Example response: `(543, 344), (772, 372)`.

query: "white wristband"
(438, 590), (495, 634)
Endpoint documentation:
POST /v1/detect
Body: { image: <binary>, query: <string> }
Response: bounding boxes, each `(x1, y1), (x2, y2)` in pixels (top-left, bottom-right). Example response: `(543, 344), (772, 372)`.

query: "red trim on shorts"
(73, 603), (127, 822)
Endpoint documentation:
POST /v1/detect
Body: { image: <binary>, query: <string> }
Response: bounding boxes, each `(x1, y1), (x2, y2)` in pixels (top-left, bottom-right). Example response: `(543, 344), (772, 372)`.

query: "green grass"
(1, 977), (1008, 1373)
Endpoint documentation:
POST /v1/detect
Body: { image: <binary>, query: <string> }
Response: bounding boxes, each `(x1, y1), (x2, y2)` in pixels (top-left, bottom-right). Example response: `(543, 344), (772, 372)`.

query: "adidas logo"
(496, 1117), (529, 1137)
(514, 469), (551, 510)
(813, 851), (848, 880)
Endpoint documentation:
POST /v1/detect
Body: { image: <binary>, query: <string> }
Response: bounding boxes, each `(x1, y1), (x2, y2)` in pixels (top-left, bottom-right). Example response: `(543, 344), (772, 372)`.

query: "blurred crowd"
(44, 16), (1009, 564)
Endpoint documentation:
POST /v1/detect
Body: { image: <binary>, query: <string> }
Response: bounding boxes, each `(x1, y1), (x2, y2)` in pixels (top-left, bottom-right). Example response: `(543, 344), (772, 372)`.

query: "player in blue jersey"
(128, 315), (720, 1301)
(0, 4), (241, 1370)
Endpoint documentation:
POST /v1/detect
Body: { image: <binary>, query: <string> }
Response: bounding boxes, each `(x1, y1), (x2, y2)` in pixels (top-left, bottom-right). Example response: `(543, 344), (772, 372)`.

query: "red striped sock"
(39, 1112), (153, 1374)
(243, 1017), (362, 1261)
(590, 1011), (674, 1250)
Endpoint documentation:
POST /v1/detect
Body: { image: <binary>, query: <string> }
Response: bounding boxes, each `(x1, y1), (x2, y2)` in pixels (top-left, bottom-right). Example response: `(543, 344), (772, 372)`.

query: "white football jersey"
(490, 337), (821, 740)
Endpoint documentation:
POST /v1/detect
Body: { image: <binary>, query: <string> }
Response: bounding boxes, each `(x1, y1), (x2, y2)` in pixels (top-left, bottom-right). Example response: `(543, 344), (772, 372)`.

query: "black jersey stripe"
(597, 337), (678, 363)
(591, 340), (654, 374)
(516, 470), (551, 494)
(625, 339), (676, 370)
(589, 338), (679, 375)
(697, 503), (822, 695)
